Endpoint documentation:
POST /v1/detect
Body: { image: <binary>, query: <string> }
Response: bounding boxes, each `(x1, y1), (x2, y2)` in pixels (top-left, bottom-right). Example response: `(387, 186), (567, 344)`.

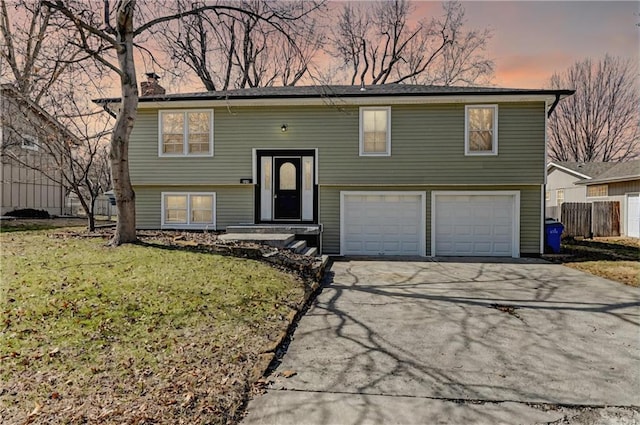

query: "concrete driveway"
(243, 259), (640, 424)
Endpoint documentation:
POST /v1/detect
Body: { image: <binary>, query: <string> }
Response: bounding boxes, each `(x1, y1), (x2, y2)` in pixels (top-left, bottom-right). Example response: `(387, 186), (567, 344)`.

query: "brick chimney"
(140, 72), (165, 96)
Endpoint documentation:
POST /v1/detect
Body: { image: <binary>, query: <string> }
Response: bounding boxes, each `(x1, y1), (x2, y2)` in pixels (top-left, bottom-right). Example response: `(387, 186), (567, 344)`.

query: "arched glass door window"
(279, 162), (296, 190)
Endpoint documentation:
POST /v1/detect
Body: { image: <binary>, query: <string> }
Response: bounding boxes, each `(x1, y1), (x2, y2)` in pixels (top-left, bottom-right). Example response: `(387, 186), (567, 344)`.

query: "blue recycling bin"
(545, 220), (564, 254)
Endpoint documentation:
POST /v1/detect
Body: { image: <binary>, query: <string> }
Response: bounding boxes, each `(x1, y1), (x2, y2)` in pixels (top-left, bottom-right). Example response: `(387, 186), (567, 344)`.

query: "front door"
(274, 157), (302, 220)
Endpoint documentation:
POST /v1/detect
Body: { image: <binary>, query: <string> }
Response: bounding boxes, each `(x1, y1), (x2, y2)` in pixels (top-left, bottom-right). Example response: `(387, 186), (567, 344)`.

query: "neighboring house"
(0, 84), (69, 216)
(96, 83), (574, 257)
(546, 161), (640, 238)
(546, 160), (640, 238)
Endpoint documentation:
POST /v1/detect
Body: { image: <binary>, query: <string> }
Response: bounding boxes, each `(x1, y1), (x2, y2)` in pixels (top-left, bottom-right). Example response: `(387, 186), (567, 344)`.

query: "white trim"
(158, 109), (214, 157)
(161, 191), (216, 230)
(626, 193), (640, 238)
(546, 162), (592, 180)
(340, 191), (427, 257)
(465, 104), (498, 156)
(431, 190), (520, 258)
(359, 106), (392, 156)
(134, 94), (563, 109)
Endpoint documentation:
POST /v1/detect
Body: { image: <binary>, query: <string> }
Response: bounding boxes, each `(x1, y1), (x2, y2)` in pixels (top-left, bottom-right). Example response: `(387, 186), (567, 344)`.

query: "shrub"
(5, 208), (51, 219)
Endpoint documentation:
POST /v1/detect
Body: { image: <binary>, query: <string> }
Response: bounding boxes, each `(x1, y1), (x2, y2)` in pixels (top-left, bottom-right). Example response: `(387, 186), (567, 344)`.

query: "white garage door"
(341, 192), (425, 256)
(627, 194), (639, 238)
(433, 192), (519, 257)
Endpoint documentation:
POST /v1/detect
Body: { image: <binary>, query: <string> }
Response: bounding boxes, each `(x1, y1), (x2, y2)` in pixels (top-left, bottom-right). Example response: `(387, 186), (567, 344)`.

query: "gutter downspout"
(100, 102), (117, 119)
(547, 93), (561, 118)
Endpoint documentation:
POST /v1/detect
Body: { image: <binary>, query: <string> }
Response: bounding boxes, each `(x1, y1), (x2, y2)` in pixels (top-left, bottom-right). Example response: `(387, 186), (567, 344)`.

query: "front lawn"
(549, 237), (639, 286)
(0, 230), (306, 424)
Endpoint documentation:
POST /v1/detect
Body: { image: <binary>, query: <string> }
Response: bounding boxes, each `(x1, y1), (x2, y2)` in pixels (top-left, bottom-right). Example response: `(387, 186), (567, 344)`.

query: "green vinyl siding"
(319, 185), (541, 256)
(134, 185), (253, 230)
(129, 102), (546, 186)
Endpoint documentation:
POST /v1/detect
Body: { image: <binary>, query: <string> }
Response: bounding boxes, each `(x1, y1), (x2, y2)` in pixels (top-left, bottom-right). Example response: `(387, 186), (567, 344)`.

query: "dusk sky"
(440, 1), (638, 88)
(159, 1), (638, 92)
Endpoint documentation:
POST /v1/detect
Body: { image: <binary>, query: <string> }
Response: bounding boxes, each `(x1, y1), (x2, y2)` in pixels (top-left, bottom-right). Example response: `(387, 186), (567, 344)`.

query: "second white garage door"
(341, 192), (426, 256)
(432, 192), (520, 257)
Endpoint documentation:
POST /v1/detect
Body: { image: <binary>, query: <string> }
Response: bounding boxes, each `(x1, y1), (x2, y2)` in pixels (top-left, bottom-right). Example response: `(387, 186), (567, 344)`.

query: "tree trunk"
(109, 0), (138, 246)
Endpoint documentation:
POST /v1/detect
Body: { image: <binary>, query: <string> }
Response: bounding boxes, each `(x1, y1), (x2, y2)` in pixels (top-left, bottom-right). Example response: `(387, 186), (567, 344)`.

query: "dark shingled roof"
(580, 159), (640, 184)
(94, 84), (574, 104)
(550, 162), (618, 179)
(551, 160), (640, 184)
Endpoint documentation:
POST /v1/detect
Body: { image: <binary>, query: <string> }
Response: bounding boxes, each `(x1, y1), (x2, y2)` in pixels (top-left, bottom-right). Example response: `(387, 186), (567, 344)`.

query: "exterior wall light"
(281, 124), (288, 132)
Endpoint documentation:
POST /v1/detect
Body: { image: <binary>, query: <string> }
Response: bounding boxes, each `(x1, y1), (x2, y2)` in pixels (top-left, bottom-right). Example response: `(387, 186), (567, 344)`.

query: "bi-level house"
(96, 82), (573, 257)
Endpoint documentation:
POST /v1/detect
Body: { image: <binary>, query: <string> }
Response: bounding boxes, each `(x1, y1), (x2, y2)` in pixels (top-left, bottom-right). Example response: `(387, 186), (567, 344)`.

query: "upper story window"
(545, 191), (551, 202)
(21, 134), (39, 151)
(359, 107), (391, 156)
(587, 184), (608, 197)
(465, 105), (498, 156)
(159, 110), (213, 157)
(556, 189), (564, 205)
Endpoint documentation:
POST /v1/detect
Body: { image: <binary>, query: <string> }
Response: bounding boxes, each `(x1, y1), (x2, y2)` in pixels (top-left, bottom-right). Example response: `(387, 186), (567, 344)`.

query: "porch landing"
(220, 224), (323, 256)
(225, 224), (322, 235)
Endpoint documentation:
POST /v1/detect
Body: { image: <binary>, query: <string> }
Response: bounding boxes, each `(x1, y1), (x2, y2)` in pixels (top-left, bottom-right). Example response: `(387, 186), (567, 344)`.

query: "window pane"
(166, 195), (186, 209)
(279, 162), (296, 190)
(165, 195), (187, 223)
(191, 195), (211, 209)
(188, 112), (210, 133)
(192, 210), (212, 223)
(188, 134), (209, 153)
(469, 131), (493, 151)
(163, 134), (183, 153)
(469, 108), (493, 131)
(162, 113), (184, 133)
(304, 160), (312, 190)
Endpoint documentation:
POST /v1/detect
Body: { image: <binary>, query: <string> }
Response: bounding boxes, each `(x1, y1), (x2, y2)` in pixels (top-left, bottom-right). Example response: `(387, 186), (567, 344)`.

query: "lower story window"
(162, 192), (216, 229)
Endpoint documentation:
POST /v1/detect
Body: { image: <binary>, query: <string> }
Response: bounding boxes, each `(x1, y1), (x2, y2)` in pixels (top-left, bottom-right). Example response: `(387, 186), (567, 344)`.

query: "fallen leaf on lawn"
(181, 392), (195, 408)
(281, 370), (297, 378)
(49, 347), (60, 356)
(28, 402), (43, 417)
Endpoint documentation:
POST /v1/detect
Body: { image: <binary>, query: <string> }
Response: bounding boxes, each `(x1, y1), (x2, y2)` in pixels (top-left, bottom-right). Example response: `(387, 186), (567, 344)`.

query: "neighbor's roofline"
(93, 87), (575, 107)
(575, 174), (640, 185)
(547, 162), (593, 180)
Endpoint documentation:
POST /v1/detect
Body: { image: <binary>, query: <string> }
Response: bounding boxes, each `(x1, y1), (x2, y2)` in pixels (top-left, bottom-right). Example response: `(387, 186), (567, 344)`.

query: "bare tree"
(0, 0), (84, 103)
(153, 0), (325, 91)
(548, 55), (639, 162)
(39, 0), (327, 245)
(327, 0), (493, 86)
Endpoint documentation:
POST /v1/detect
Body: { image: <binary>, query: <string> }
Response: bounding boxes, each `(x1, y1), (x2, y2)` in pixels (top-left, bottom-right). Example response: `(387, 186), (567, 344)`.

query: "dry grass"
(0, 229), (306, 424)
(549, 237), (640, 287)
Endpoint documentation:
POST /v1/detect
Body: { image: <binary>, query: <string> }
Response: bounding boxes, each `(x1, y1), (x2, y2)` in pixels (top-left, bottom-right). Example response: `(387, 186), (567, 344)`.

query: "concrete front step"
(302, 246), (318, 257)
(287, 239), (307, 254)
(218, 233), (295, 249)
(226, 224), (321, 236)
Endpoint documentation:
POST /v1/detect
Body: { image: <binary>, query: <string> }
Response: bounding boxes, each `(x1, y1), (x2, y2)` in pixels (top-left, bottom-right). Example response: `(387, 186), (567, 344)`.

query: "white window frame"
(587, 184), (608, 198)
(161, 192), (216, 230)
(359, 106), (391, 157)
(465, 104), (498, 156)
(158, 110), (214, 157)
(21, 134), (39, 151)
(556, 189), (564, 206)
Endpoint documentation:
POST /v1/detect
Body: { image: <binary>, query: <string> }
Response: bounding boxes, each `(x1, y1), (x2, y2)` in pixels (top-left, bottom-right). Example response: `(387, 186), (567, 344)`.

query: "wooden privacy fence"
(561, 201), (620, 238)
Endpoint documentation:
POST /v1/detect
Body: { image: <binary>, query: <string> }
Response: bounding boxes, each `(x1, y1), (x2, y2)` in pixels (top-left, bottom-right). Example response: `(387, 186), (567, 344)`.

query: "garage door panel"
(342, 192), (424, 256)
(434, 193), (518, 257)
